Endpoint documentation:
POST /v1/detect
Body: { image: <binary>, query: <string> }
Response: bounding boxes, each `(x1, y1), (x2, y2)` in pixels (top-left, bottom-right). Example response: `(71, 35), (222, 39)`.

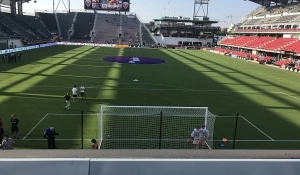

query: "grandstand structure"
(0, 0), (221, 48)
(144, 0), (220, 48)
(218, 0), (300, 70)
(145, 17), (220, 48)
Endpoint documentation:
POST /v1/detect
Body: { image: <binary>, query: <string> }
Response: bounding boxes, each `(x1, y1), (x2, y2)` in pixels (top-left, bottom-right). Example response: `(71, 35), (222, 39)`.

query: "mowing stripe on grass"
(22, 113), (49, 140)
(241, 116), (274, 141)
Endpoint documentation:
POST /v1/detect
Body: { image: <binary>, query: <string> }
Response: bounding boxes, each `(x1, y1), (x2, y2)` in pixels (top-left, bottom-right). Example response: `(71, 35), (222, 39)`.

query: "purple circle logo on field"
(103, 56), (166, 64)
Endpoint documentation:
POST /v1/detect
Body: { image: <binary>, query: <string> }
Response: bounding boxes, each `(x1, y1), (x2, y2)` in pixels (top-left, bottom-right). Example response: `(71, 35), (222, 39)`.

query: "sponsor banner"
(175, 47), (186, 50)
(0, 45), (40, 55)
(40, 42), (57, 48)
(56, 42), (116, 47)
(116, 44), (129, 48)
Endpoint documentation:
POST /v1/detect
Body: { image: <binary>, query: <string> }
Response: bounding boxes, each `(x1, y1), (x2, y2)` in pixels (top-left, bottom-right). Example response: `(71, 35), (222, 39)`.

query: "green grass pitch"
(1, 45), (300, 149)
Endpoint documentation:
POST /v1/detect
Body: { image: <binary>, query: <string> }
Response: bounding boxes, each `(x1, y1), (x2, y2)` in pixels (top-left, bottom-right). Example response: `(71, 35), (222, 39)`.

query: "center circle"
(103, 56), (166, 64)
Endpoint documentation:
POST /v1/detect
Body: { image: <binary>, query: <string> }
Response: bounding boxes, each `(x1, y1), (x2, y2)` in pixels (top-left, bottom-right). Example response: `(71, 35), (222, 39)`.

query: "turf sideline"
(22, 114), (273, 141)
(22, 113), (97, 140)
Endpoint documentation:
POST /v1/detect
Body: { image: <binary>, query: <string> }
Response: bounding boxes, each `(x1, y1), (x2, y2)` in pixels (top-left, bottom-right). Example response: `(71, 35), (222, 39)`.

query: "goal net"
(98, 106), (216, 149)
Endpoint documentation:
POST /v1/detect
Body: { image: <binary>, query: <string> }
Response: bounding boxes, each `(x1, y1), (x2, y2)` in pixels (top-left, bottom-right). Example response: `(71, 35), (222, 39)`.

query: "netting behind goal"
(98, 106), (216, 149)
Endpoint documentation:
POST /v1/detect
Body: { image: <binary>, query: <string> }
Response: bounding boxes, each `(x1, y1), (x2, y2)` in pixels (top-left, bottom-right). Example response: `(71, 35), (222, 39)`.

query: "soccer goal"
(98, 106), (216, 149)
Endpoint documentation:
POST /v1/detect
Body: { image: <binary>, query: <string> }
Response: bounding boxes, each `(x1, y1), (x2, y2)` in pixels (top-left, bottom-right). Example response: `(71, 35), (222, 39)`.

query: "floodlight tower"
(53, 0), (70, 13)
(193, 0), (209, 20)
(35, 0), (70, 13)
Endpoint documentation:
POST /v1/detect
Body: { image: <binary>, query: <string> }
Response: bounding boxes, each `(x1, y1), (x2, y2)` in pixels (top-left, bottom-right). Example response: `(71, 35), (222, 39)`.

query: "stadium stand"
(243, 36), (275, 48)
(281, 39), (300, 53)
(0, 13), (32, 37)
(260, 38), (297, 51)
(17, 14), (52, 39)
(93, 13), (141, 44)
(217, 0), (300, 72)
(70, 12), (95, 42)
(38, 12), (58, 33)
(141, 25), (156, 46)
(0, 14), (19, 37)
(273, 14), (299, 23)
(242, 18), (263, 25)
(0, 30), (7, 39)
(56, 12), (76, 40)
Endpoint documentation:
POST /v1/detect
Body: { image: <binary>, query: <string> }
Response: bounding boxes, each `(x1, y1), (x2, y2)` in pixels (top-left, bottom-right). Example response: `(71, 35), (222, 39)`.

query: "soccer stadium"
(1, 0), (300, 174)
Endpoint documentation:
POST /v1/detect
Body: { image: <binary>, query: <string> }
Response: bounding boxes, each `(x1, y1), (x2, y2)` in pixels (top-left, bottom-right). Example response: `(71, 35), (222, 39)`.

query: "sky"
(21, 0), (260, 28)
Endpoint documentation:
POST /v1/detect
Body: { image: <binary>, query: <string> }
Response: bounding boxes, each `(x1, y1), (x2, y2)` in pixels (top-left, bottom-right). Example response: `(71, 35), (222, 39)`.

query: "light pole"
(0, 0), (3, 13)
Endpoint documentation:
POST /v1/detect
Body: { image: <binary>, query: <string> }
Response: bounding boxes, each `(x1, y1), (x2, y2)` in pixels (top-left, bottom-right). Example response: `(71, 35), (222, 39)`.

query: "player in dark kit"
(10, 114), (19, 140)
(64, 92), (71, 110)
(0, 118), (4, 142)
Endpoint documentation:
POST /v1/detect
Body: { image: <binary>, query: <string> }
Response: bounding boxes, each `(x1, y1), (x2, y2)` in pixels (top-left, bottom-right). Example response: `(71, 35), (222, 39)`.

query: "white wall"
(153, 36), (213, 45)
(1, 158), (300, 175)
(0, 39), (24, 48)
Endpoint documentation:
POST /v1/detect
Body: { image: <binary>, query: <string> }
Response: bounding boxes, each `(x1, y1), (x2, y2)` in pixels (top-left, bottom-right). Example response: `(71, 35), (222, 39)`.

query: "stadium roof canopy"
(248, 0), (299, 6)
(0, 0), (32, 6)
(153, 18), (218, 24)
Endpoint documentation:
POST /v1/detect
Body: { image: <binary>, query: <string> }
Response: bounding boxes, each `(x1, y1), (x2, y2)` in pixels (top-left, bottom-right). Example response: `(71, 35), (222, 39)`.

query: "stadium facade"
(0, 0), (220, 49)
(218, 0), (300, 71)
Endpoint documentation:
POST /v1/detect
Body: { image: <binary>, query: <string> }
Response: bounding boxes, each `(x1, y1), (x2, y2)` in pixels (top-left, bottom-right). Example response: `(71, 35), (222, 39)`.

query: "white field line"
(19, 139), (300, 142)
(241, 116), (274, 141)
(23, 113), (97, 140)
(48, 113), (97, 116)
(1, 83), (285, 94)
(22, 113), (49, 140)
(281, 92), (300, 101)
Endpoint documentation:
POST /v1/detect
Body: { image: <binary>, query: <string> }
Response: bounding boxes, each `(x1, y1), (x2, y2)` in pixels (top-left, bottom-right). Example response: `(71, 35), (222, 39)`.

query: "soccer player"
(64, 92), (71, 110)
(80, 84), (86, 100)
(10, 114), (19, 140)
(72, 85), (78, 102)
(0, 118), (4, 142)
(197, 125), (209, 149)
(187, 126), (199, 143)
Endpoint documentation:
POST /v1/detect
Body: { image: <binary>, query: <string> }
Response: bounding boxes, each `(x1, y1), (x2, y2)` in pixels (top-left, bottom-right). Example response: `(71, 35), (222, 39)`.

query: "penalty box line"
(22, 113), (97, 140)
(241, 116), (274, 141)
(217, 116), (274, 141)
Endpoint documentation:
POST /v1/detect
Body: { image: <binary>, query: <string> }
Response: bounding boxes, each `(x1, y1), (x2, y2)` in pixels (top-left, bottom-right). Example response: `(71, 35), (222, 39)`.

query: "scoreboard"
(84, 0), (130, 12)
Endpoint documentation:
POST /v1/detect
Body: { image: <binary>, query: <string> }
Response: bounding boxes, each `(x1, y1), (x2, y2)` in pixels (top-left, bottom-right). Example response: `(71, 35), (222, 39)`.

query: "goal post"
(99, 106), (216, 149)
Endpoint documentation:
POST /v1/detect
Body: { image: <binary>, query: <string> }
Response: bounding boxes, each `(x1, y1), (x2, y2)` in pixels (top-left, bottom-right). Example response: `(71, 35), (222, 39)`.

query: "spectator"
(43, 125), (52, 138)
(90, 139), (98, 149)
(17, 53), (21, 61)
(45, 127), (59, 149)
(1, 54), (5, 63)
(2, 135), (14, 150)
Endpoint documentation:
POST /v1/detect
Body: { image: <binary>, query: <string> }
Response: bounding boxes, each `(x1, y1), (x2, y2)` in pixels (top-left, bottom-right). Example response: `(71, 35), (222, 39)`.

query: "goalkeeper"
(196, 125), (209, 149)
